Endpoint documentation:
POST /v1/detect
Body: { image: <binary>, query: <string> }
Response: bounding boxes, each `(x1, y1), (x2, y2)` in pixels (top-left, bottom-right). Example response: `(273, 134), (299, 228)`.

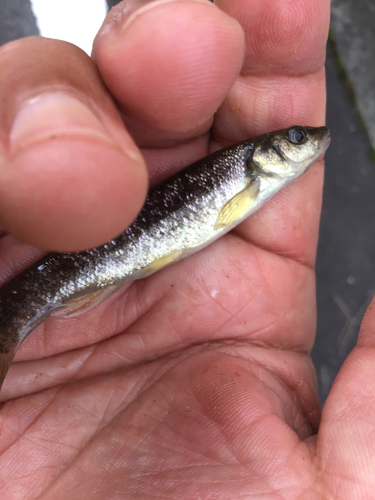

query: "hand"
(1, 1), (367, 499)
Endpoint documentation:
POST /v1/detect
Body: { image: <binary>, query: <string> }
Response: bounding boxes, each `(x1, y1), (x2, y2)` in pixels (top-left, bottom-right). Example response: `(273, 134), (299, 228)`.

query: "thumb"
(0, 37), (147, 252)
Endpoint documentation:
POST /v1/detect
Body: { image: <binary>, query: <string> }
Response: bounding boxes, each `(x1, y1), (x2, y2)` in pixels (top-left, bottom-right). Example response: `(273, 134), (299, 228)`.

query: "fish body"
(0, 126), (330, 389)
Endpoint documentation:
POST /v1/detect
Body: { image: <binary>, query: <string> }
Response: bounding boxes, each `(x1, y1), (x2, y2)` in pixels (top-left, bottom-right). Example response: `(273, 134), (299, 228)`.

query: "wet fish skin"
(0, 125), (330, 390)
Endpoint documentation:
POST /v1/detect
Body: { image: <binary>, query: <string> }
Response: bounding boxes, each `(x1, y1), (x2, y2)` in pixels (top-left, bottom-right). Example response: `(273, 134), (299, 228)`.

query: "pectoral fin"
(52, 285), (118, 318)
(214, 179), (260, 230)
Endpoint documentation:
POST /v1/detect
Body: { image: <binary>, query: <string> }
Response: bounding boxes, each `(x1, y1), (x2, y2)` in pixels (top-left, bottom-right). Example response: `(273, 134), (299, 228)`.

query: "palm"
(0, 207), (320, 499)
(1, 1), (373, 499)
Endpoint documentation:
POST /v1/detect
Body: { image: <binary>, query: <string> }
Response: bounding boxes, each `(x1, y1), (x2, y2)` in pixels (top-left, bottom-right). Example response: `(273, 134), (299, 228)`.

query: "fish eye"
(286, 127), (308, 145)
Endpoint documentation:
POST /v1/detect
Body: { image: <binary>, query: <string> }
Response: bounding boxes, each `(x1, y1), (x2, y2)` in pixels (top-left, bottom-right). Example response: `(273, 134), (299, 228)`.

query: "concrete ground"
(0, 0), (38, 46)
(0, 0), (374, 405)
(313, 1), (375, 403)
(313, 41), (375, 402)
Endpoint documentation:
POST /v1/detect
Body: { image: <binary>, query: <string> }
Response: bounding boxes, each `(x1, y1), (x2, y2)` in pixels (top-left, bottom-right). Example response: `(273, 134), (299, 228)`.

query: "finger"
(216, 0), (329, 76)
(213, 0), (330, 266)
(0, 37), (148, 252)
(315, 298), (375, 497)
(92, 0), (245, 146)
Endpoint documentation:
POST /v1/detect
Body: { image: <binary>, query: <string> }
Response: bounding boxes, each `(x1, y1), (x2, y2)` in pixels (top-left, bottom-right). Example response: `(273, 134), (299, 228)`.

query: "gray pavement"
(312, 1), (375, 403)
(330, 0), (375, 151)
(313, 41), (375, 403)
(0, 0), (38, 46)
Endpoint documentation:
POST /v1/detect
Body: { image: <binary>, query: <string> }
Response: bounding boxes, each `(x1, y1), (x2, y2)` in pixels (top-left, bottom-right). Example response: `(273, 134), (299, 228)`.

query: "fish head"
(250, 126), (330, 179)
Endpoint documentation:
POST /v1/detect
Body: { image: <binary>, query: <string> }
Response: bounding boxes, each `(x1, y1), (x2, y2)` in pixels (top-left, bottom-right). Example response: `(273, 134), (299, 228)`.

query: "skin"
(0, 0), (373, 498)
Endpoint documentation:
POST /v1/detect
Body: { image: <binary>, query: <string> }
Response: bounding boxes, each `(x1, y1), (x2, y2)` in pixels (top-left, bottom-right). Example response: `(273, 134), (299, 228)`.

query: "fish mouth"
(317, 127), (331, 155)
(305, 128), (331, 170)
(298, 128), (331, 176)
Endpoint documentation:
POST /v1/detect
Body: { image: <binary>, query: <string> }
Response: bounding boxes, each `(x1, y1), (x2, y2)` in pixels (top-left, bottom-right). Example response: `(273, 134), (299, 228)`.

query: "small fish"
(0, 126), (330, 391)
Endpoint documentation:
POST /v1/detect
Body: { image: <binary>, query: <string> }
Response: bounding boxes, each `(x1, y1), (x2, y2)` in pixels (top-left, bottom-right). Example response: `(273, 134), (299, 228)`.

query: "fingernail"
(102, 0), (212, 36)
(125, 0), (212, 31)
(10, 93), (117, 154)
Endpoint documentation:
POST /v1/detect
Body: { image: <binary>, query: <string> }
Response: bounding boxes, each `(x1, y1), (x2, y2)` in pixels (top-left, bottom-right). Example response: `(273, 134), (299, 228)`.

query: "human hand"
(1, 1), (367, 499)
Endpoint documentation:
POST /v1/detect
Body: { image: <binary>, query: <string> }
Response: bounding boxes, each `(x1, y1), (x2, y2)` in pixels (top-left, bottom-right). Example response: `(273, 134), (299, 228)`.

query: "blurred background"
(0, 0), (374, 404)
